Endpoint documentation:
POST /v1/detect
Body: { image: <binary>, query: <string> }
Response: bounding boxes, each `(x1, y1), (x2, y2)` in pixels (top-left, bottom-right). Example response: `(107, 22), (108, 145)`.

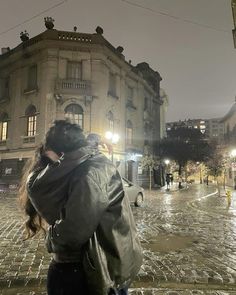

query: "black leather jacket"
(27, 146), (142, 290)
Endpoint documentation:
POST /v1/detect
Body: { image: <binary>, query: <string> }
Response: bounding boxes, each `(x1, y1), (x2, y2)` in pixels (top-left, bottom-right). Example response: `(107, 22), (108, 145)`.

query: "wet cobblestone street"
(132, 184), (236, 294)
(0, 184), (236, 294)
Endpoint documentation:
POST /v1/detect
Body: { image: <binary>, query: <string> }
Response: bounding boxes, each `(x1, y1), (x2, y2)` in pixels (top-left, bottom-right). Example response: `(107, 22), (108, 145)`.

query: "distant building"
(0, 19), (166, 185)
(166, 118), (224, 142)
(207, 118), (224, 142)
(221, 100), (236, 144)
(220, 99), (236, 187)
(166, 119), (207, 135)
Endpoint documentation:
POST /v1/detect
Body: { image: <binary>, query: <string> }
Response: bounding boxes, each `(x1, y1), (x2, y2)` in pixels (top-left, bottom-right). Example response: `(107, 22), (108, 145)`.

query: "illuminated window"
(0, 113), (9, 141)
(126, 120), (133, 145)
(65, 104), (83, 127)
(25, 105), (37, 136)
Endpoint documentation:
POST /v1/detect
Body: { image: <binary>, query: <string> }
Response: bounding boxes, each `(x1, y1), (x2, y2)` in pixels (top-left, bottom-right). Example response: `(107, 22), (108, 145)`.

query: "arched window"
(65, 104), (84, 127)
(25, 105), (37, 136)
(0, 112), (9, 141)
(107, 111), (114, 131)
(126, 120), (133, 145)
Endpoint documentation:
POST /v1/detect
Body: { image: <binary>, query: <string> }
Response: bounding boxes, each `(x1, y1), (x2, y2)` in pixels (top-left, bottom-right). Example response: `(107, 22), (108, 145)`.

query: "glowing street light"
(164, 159), (170, 165)
(105, 131), (113, 140)
(230, 149), (236, 158)
(105, 131), (120, 162)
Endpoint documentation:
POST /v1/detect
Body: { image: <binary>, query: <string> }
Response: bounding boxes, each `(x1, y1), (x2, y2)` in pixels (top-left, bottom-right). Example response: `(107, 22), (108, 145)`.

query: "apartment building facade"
(166, 118), (224, 143)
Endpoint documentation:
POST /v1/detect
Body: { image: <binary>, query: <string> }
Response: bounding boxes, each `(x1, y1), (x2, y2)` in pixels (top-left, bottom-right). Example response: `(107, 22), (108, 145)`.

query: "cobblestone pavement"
(0, 184), (236, 294)
(131, 185), (236, 294)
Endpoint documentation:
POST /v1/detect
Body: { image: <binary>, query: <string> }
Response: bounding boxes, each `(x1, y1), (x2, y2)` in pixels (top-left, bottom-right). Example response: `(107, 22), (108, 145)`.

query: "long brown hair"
(19, 145), (50, 239)
(19, 120), (87, 239)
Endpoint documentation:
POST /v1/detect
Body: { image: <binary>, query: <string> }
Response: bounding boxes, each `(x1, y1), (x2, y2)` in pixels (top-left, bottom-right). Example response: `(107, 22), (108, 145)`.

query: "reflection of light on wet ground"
(229, 191), (236, 211)
(133, 186), (236, 290)
(162, 192), (173, 217)
(229, 192), (236, 237)
(0, 286), (46, 294)
(145, 234), (194, 252)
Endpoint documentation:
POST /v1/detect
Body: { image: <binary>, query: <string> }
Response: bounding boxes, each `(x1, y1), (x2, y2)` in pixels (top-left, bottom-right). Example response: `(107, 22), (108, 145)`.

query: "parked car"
(122, 178), (145, 207)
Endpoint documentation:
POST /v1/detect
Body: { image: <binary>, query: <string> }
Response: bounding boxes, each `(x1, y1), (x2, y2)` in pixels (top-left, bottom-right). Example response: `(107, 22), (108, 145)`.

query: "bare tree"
(140, 155), (158, 190)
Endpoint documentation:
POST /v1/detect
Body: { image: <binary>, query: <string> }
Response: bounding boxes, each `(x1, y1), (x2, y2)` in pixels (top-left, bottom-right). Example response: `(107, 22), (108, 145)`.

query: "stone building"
(207, 118), (224, 143)
(221, 100), (236, 144)
(220, 100), (236, 187)
(0, 19), (166, 185)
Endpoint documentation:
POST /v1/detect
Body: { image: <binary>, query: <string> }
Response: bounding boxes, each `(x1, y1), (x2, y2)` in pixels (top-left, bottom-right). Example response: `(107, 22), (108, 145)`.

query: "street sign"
(231, 162), (236, 171)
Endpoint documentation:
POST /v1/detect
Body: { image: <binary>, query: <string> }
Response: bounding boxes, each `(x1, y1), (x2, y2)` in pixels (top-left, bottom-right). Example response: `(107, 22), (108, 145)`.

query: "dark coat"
(27, 146), (142, 292)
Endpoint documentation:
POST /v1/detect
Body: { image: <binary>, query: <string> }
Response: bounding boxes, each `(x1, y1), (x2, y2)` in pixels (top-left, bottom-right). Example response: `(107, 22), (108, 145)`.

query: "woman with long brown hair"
(19, 120), (142, 295)
(19, 144), (51, 239)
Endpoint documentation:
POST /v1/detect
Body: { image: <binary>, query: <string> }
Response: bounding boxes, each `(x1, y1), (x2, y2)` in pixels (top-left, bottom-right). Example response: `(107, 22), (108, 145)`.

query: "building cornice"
(0, 29), (161, 97)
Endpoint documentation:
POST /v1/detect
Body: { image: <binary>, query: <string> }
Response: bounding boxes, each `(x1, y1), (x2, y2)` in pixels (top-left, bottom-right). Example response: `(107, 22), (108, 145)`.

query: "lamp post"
(105, 131), (120, 163)
(230, 149), (236, 189)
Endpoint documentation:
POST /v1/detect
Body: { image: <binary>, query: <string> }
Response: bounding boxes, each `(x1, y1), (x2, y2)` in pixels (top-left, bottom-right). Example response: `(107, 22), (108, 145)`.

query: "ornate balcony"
(55, 79), (91, 95)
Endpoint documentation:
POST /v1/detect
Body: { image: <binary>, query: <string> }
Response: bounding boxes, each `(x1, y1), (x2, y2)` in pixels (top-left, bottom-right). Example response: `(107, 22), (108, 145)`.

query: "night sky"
(0, 0), (235, 122)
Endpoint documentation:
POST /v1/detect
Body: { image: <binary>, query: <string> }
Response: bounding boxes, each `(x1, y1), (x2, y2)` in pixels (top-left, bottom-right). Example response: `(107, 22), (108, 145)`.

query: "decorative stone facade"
(0, 24), (166, 184)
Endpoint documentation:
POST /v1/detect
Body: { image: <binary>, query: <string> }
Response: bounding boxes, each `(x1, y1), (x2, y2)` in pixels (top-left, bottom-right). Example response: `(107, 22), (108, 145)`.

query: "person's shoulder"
(87, 153), (120, 184)
(88, 152), (112, 167)
(71, 152), (112, 178)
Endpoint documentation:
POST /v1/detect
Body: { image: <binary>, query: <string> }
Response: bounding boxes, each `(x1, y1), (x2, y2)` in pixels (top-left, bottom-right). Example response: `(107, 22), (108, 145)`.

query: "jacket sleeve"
(46, 173), (109, 253)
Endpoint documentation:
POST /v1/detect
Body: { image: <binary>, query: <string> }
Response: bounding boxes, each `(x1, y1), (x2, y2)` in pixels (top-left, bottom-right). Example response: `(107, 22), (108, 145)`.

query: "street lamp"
(164, 159), (170, 166)
(105, 131), (120, 162)
(230, 149), (236, 158)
